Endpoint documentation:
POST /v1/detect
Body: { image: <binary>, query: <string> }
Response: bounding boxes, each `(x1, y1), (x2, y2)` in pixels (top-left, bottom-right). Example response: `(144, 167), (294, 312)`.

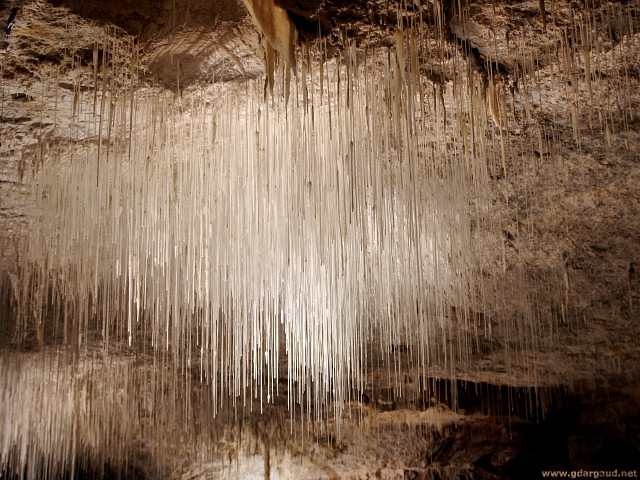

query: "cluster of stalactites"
(12, 27), (497, 425)
(5, 0), (639, 436)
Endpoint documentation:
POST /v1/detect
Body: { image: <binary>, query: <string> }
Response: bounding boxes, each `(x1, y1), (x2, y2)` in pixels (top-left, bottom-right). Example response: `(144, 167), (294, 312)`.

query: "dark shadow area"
(0, 453), (155, 480)
(425, 388), (640, 479)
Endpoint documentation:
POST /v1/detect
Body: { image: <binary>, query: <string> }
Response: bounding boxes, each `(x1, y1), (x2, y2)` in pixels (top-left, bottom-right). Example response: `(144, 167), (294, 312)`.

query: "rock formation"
(0, 0), (639, 478)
